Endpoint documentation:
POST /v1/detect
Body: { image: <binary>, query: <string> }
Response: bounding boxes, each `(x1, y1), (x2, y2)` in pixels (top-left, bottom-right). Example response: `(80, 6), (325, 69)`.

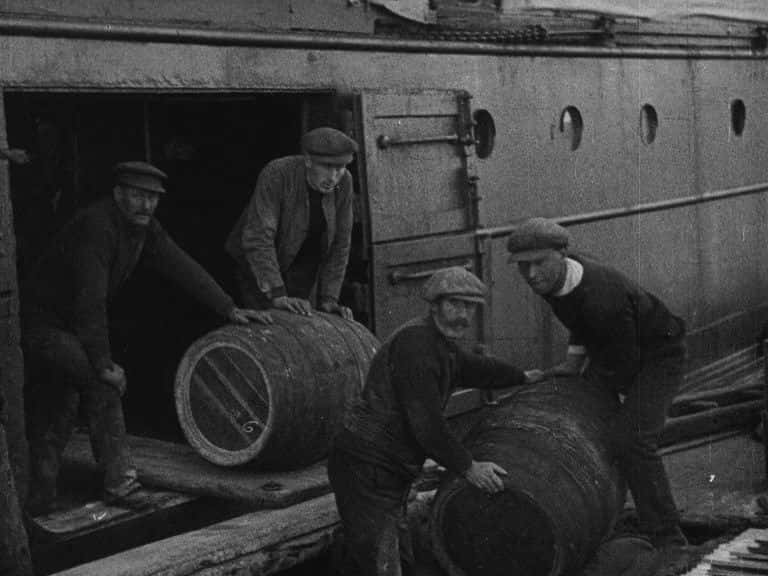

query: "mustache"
(447, 319), (470, 329)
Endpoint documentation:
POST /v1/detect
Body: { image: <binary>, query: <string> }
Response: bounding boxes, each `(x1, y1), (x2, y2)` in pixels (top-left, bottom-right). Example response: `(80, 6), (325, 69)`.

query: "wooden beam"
(63, 434), (331, 508)
(662, 400), (762, 447)
(49, 493), (340, 576)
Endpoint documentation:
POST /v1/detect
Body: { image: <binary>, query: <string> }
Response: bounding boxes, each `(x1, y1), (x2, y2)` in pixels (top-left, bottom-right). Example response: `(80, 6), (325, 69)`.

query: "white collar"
(554, 257), (583, 297)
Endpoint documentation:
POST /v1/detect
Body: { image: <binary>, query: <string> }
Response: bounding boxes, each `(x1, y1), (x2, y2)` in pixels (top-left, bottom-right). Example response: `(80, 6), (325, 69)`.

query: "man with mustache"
(23, 161), (272, 515)
(328, 267), (539, 576)
(505, 217), (687, 552)
(226, 127), (357, 320)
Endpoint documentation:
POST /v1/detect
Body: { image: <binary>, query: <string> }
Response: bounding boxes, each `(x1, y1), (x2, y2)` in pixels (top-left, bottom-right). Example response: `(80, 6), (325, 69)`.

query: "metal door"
(357, 89), (479, 243)
(354, 89), (484, 339)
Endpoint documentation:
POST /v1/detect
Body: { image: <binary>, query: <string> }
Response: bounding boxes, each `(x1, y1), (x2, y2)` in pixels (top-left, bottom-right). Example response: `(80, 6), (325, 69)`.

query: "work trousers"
(327, 443), (414, 576)
(24, 323), (139, 502)
(589, 352), (684, 540)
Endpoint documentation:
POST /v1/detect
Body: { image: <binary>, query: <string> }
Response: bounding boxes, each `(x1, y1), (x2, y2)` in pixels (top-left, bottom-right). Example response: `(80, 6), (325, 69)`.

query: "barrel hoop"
(175, 335), (274, 466)
(314, 314), (376, 388)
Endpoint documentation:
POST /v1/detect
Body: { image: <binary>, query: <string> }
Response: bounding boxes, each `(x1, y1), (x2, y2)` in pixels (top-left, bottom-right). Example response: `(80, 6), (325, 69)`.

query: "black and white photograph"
(1, 1), (768, 575)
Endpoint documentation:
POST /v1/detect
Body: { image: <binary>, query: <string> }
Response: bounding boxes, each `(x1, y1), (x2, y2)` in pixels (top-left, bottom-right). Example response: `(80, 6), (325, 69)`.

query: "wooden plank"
(671, 373), (763, 417)
(49, 492), (340, 576)
(662, 400), (763, 447)
(63, 434), (331, 508)
(30, 490), (195, 540)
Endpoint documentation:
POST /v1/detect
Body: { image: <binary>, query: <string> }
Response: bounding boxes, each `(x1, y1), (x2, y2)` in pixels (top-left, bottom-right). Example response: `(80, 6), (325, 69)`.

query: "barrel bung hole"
(440, 488), (557, 576)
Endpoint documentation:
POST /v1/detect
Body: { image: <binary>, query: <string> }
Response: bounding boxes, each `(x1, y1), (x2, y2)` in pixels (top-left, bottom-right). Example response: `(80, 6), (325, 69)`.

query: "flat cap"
(506, 217), (571, 262)
(113, 161), (167, 194)
(301, 127), (358, 164)
(423, 266), (487, 304)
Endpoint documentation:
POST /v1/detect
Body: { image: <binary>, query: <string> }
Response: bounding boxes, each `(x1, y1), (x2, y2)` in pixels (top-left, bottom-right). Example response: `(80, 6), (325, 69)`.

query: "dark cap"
(113, 161), (167, 194)
(506, 217), (571, 262)
(301, 127), (358, 165)
(423, 266), (487, 304)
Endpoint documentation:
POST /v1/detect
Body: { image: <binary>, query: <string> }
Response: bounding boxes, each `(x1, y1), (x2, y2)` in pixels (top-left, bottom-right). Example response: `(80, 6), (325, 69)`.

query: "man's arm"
(240, 163), (287, 299)
(457, 350), (530, 389)
(545, 340), (588, 377)
(317, 172), (353, 307)
(69, 221), (116, 373)
(145, 223), (238, 319)
(393, 333), (507, 493)
(390, 332), (475, 476)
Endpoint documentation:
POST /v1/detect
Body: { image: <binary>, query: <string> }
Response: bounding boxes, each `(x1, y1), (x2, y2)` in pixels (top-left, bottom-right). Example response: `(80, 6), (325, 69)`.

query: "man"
(23, 161), (272, 514)
(328, 267), (536, 576)
(505, 217), (687, 551)
(225, 126), (357, 320)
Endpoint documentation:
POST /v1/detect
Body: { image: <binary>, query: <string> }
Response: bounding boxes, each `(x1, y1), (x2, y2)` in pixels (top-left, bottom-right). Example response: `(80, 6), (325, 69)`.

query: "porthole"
(731, 99), (746, 136)
(473, 109), (495, 159)
(558, 106), (583, 151)
(640, 104), (658, 145)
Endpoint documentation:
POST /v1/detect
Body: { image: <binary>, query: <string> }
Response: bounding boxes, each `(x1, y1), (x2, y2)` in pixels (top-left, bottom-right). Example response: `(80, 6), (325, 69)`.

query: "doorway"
(4, 91), (371, 440)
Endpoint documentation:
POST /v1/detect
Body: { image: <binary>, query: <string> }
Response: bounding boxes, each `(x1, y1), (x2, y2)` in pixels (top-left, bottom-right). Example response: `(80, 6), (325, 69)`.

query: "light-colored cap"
(423, 266), (487, 304)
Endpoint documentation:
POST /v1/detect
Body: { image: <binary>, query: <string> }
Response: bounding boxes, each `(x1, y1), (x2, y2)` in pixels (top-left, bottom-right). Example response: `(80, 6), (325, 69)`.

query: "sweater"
(27, 196), (235, 371)
(545, 255), (685, 388)
(340, 316), (527, 479)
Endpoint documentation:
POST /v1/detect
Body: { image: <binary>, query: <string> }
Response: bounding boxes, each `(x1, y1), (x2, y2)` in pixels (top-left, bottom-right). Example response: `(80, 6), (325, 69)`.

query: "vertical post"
(763, 338), (768, 479)
(0, 89), (34, 576)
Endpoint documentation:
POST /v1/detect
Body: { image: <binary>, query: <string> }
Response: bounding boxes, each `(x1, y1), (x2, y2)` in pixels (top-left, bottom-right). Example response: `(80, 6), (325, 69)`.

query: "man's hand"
(228, 307), (273, 325)
(464, 460), (507, 494)
(524, 369), (546, 384)
(98, 363), (127, 396)
(271, 296), (312, 316)
(547, 353), (587, 377)
(0, 148), (31, 165)
(318, 301), (353, 321)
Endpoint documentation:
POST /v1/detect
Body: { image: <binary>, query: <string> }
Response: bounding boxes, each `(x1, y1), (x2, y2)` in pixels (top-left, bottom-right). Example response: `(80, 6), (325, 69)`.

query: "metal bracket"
(389, 261), (473, 285)
(376, 133), (465, 149)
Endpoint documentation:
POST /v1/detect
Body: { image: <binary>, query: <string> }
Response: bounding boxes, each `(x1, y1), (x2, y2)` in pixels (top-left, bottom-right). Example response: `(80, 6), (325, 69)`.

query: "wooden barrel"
(174, 310), (379, 469)
(431, 378), (623, 576)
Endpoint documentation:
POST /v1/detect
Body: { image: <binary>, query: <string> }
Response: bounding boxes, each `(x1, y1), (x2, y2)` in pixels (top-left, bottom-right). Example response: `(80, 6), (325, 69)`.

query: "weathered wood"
(175, 312), (378, 468)
(0, 421), (33, 576)
(662, 400), (763, 447)
(49, 492), (341, 576)
(31, 490), (195, 540)
(64, 433), (331, 508)
(433, 379), (622, 576)
(681, 345), (761, 394)
(0, 89), (28, 504)
(671, 373), (762, 417)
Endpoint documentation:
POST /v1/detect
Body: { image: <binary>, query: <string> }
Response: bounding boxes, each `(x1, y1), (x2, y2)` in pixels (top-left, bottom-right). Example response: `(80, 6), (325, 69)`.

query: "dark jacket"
(224, 155), (353, 304)
(339, 316), (527, 479)
(26, 196), (235, 372)
(545, 255), (685, 389)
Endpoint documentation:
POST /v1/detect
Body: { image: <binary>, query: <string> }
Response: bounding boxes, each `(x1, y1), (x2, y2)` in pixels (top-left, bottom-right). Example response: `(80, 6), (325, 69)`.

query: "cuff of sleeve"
(567, 345), (587, 356)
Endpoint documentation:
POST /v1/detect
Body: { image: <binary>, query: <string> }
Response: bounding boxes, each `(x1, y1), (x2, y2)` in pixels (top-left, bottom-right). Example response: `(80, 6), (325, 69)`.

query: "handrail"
(0, 16), (766, 60)
(478, 181), (768, 238)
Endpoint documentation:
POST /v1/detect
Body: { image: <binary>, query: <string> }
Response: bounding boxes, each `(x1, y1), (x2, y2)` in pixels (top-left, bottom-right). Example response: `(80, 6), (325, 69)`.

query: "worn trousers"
(24, 323), (138, 501)
(589, 352), (684, 538)
(327, 444), (414, 576)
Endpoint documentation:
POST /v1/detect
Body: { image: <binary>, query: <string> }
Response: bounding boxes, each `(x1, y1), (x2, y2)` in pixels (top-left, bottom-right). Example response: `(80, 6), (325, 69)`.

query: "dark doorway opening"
(5, 91), (370, 442)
